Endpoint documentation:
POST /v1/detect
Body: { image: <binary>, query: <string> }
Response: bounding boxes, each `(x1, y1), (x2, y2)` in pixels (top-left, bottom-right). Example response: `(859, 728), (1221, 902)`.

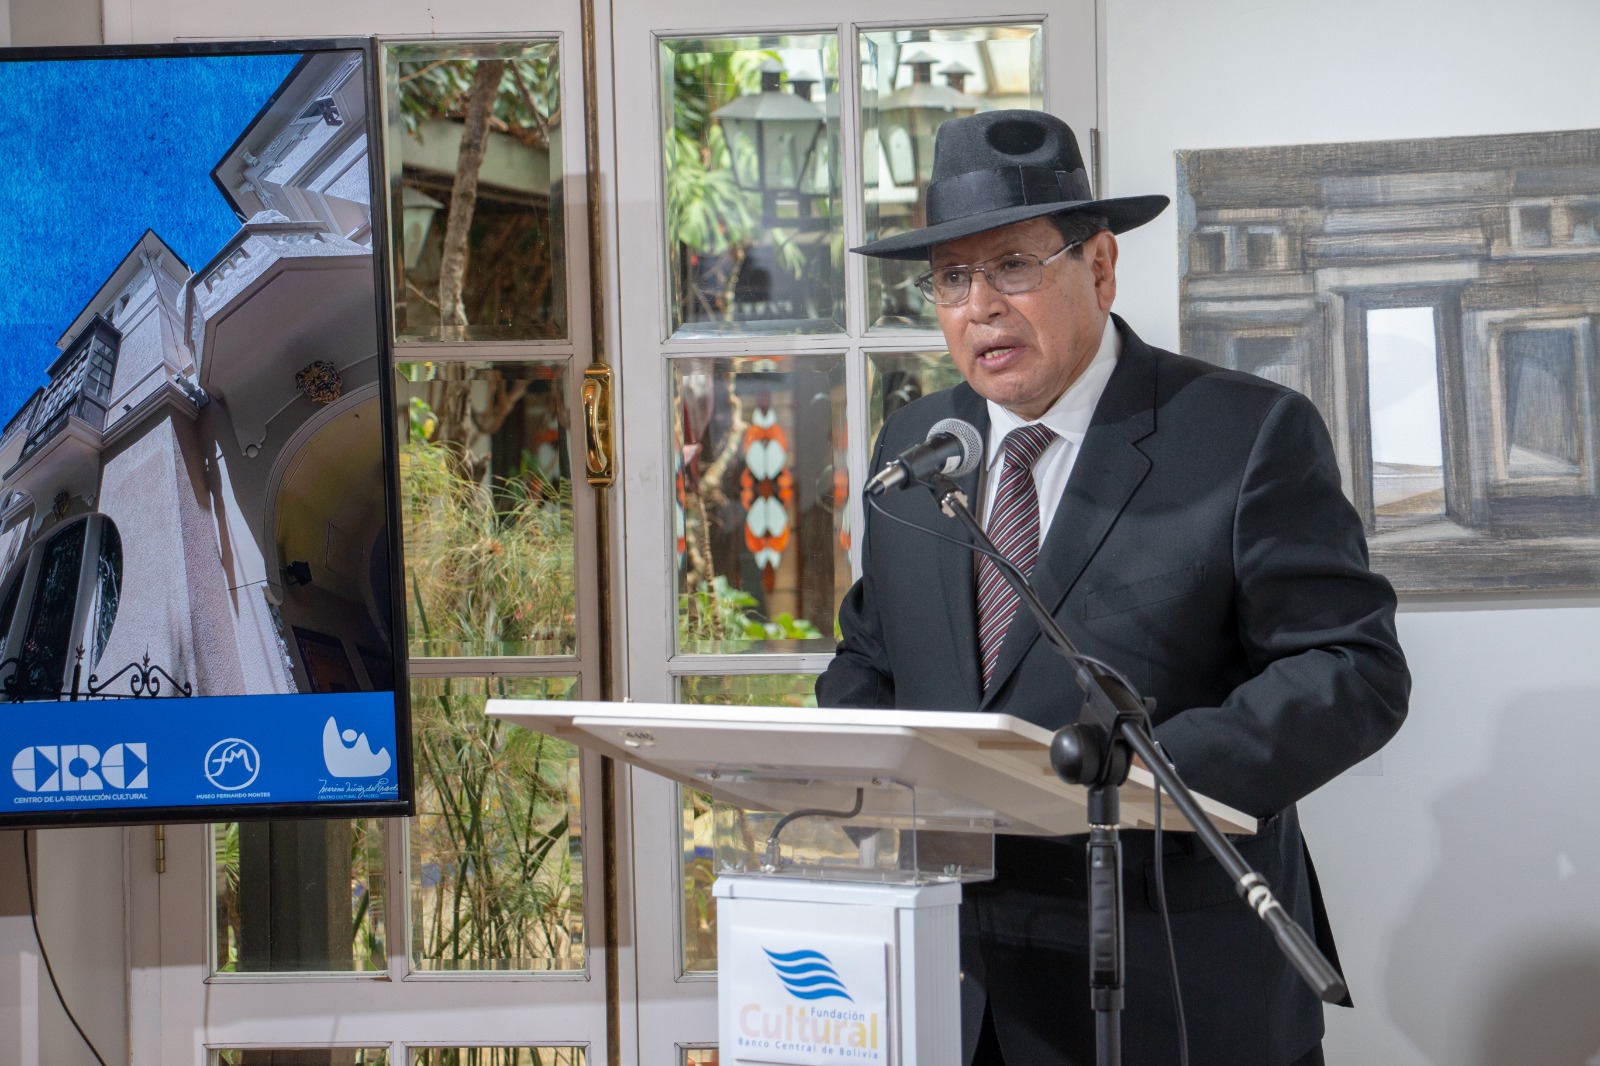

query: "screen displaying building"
(0, 42), (409, 825)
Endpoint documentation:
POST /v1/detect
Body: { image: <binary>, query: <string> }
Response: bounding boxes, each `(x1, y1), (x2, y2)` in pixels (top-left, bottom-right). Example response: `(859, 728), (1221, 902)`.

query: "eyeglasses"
(914, 241), (1082, 306)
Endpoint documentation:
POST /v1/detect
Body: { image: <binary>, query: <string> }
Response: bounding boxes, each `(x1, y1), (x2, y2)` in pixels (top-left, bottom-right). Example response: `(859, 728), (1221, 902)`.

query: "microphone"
(864, 418), (983, 496)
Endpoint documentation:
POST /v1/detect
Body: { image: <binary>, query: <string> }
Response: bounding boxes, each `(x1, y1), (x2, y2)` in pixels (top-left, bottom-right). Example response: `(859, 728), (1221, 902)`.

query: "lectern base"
(714, 877), (962, 1066)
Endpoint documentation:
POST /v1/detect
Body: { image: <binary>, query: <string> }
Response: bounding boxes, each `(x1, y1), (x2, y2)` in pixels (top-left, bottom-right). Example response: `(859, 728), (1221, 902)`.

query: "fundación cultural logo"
(12, 743), (149, 793)
(735, 946), (884, 1061)
(204, 738), (261, 791)
(322, 717), (391, 778)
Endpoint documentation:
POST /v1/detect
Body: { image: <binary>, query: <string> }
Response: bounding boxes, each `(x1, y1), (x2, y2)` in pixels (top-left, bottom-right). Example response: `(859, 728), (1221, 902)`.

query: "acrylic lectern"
(485, 700), (1252, 1066)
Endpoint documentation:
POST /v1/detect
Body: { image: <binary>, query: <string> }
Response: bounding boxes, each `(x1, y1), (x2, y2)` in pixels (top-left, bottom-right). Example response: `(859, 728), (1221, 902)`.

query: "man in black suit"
(815, 110), (1409, 1065)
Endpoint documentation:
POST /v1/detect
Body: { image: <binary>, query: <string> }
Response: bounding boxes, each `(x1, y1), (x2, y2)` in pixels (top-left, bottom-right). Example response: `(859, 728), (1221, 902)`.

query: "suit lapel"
(932, 384), (989, 709)
(981, 319), (1158, 709)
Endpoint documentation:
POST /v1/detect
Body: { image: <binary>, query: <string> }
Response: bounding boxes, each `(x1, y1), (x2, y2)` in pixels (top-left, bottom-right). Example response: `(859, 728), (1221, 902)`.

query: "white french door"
(608, 2), (1095, 1060)
(112, 0), (1099, 1062)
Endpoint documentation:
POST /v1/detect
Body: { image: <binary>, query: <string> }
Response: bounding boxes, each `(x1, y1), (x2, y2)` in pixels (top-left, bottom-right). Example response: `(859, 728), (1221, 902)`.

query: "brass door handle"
(582, 363), (615, 486)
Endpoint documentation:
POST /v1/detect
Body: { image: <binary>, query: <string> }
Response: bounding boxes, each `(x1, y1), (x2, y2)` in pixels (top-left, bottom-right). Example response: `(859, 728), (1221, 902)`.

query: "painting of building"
(0, 48), (394, 702)
(1177, 129), (1600, 593)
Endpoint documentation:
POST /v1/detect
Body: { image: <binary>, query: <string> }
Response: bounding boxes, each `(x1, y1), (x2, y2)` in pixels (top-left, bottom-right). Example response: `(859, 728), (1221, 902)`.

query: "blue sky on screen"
(0, 52), (304, 421)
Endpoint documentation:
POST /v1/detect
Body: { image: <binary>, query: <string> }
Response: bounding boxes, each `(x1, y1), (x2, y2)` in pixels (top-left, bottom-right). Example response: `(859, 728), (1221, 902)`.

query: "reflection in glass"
(213, 819), (386, 974)
(385, 41), (566, 342)
(867, 351), (963, 446)
(661, 35), (843, 337)
(215, 1050), (389, 1065)
(672, 357), (848, 654)
(860, 25), (1043, 330)
(680, 1049), (720, 1065)
(411, 1051), (584, 1066)
(1366, 308), (1445, 518)
(677, 674), (818, 974)
(410, 676), (584, 973)
(398, 362), (575, 658)
(91, 519), (122, 667)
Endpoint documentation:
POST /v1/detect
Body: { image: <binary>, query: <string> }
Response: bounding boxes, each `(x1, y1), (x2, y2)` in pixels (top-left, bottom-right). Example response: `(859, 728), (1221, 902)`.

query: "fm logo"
(12, 744), (149, 792)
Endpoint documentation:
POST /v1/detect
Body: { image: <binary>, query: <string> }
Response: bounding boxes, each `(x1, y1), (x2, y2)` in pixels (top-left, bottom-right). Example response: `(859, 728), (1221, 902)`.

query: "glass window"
(92, 519), (121, 668)
(676, 673), (817, 975)
(1518, 205), (1553, 248)
(385, 41), (567, 343)
(410, 676), (583, 973)
(398, 362), (575, 658)
(213, 819), (387, 974)
(214, 1051), (390, 1066)
(1366, 308), (1445, 518)
(660, 35), (843, 338)
(17, 519), (86, 698)
(1503, 328), (1581, 478)
(671, 356), (848, 654)
(860, 25), (1043, 331)
(411, 1051), (583, 1066)
(867, 350), (962, 445)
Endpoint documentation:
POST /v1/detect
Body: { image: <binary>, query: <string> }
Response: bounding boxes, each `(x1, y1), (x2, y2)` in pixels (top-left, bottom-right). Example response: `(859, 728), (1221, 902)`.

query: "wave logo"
(762, 948), (855, 1002)
(12, 744), (148, 792)
(322, 718), (391, 778)
(204, 739), (260, 791)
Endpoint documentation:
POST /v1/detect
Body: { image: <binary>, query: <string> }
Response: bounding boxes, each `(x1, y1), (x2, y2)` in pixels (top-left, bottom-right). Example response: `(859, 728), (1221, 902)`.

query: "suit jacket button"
(958, 970), (965, 982)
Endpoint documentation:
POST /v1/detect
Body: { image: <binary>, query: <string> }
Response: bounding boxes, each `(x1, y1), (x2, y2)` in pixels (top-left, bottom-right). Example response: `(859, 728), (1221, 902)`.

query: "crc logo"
(204, 738), (261, 791)
(12, 744), (149, 793)
(763, 948), (855, 1002)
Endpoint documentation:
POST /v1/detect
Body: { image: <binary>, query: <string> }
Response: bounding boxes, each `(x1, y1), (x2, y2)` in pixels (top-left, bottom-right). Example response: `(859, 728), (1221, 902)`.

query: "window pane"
(672, 356), (848, 654)
(676, 673), (818, 975)
(410, 676), (584, 973)
(213, 819), (386, 974)
(215, 1050), (389, 1065)
(91, 519), (122, 668)
(411, 1051), (583, 1066)
(385, 41), (567, 343)
(861, 25), (1043, 331)
(867, 350), (962, 445)
(1366, 308), (1445, 517)
(18, 519), (86, 698)
(1504, 328), (1581, 477)
(398, 362), (575, 658)
(661, 35), (843, 337)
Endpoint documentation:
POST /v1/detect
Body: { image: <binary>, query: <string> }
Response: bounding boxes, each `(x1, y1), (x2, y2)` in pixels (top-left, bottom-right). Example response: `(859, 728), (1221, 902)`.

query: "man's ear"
(1091, 231), (1118, 312)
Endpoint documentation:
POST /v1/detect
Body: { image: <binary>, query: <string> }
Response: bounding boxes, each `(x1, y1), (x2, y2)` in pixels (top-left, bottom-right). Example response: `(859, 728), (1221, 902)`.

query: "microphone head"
(928, 418), (983, 478)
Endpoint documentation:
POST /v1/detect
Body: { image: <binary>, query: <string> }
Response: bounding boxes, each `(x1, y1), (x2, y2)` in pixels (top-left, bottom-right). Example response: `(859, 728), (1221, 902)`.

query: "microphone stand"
(917, 473), (1347, 1066)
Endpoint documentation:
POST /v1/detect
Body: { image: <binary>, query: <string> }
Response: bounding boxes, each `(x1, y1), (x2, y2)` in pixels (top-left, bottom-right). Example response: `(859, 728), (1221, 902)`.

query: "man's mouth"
(978, 344), (1022, 362)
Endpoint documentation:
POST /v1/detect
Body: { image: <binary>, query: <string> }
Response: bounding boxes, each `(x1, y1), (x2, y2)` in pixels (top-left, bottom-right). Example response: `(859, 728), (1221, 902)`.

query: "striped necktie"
(977, 424), (1058, 692)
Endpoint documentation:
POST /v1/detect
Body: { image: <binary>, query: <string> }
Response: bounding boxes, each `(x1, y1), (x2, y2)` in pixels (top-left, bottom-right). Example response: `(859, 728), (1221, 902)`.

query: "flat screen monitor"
(0, 38), (411, 827)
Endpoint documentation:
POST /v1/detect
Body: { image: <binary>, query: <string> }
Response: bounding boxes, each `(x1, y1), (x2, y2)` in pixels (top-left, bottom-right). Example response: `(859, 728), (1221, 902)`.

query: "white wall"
(1103, 3), (1600, 1063)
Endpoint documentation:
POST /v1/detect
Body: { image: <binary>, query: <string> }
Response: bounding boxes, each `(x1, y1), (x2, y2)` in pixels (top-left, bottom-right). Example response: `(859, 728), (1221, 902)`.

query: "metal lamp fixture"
(878, 50), (978, 188)
(713, 59), (828, 200)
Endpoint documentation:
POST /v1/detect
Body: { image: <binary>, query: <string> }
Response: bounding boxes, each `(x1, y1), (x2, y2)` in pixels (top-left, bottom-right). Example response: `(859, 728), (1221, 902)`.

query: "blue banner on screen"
(4, 692), (400, 814)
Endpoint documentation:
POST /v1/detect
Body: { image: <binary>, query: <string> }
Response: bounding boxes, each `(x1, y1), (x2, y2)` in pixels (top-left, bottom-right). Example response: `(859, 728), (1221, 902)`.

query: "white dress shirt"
(979, 316), (1121, 543)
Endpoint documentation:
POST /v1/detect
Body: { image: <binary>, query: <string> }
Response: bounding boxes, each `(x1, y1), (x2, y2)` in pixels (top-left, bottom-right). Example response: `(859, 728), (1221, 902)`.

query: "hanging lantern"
(878, 50), (978, 188)
(713, 60), (828, 197)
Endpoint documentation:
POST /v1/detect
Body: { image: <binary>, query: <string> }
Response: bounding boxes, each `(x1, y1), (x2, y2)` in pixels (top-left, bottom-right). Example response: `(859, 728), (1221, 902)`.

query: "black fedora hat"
(853, 110), (1169, 261)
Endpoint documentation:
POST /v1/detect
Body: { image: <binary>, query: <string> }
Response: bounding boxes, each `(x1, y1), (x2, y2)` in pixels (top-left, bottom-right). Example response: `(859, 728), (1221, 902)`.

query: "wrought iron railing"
(0, 647), (193, 702)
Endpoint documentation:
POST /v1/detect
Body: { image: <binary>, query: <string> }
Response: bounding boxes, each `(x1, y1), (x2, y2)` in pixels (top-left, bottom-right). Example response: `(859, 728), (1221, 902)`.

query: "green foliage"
(401, 398), (575, 657)
(410, 679), (581, 972)
(665, 127), (756, 255)
(678, 575), (824, 651)
(395, 48), (561, 149)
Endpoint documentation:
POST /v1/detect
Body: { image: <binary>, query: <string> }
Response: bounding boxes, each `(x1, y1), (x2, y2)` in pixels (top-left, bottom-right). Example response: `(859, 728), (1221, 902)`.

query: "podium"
(487, 699), (1252, 1065)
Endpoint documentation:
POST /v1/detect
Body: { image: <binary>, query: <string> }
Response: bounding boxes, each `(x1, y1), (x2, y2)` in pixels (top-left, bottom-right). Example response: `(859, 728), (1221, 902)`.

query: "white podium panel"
(487, 699), (1255, 836)
(714, 877), (961, 1066)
